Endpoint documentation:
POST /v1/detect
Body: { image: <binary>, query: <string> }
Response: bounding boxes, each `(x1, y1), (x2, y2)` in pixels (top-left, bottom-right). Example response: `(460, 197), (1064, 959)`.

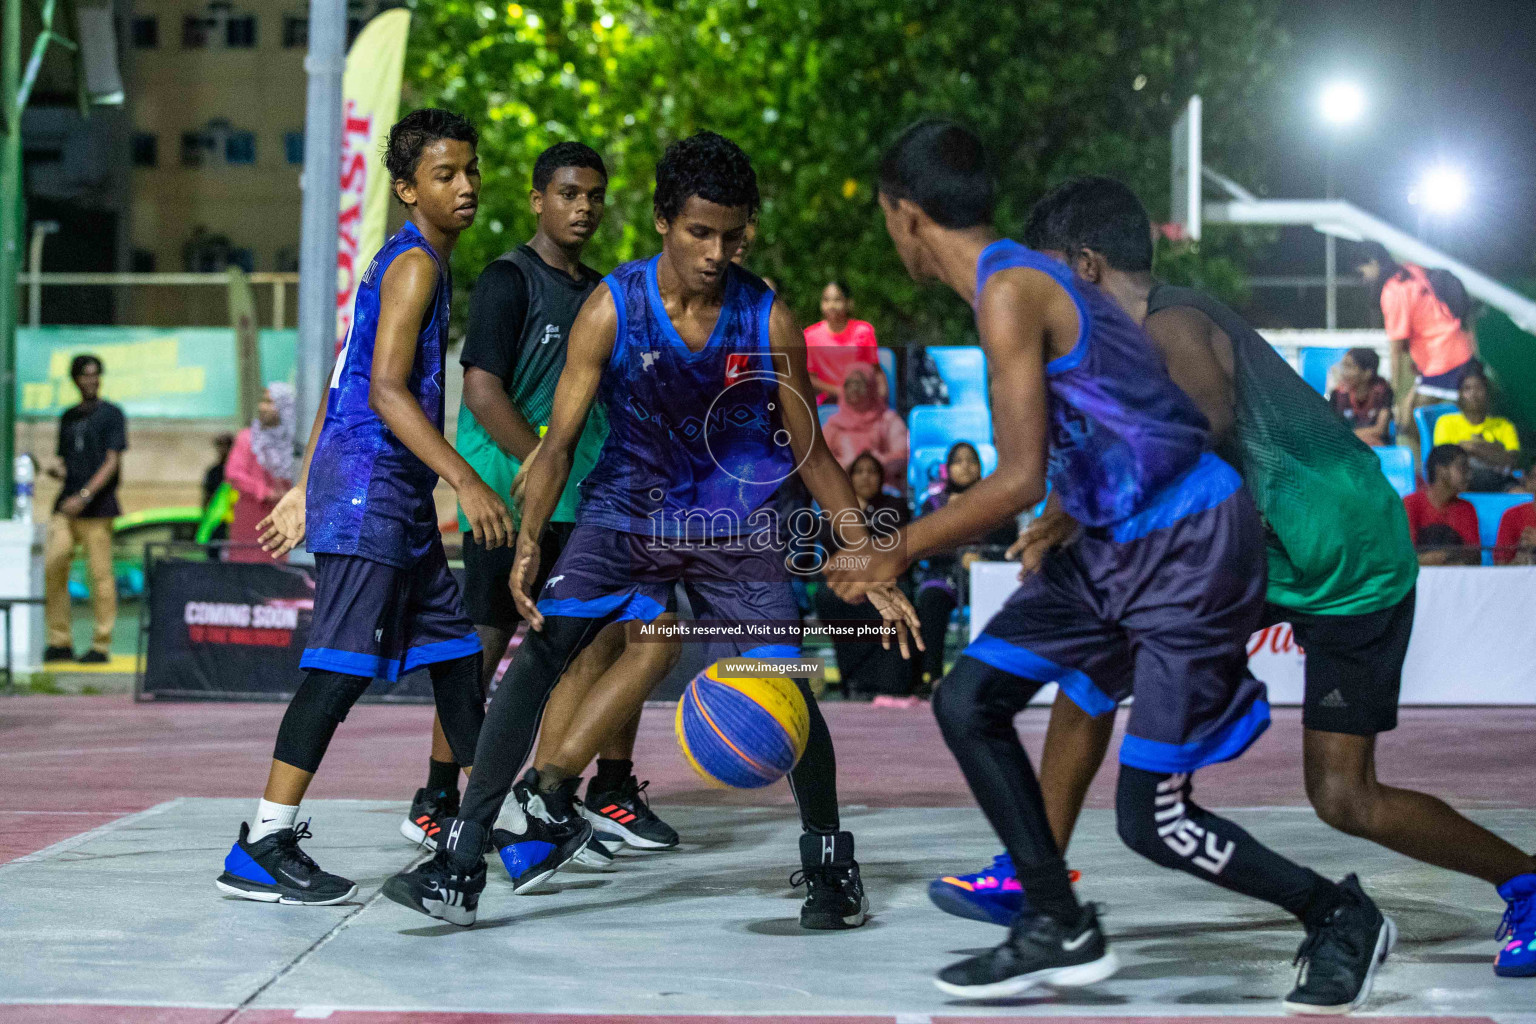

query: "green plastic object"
(194, 482), (239, 544)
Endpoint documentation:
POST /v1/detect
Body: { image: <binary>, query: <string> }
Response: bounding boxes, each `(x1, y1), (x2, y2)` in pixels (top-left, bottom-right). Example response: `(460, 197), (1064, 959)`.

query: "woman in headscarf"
(822, 362), (908, 492)
(911, 441), (1017, 691)
(223, 382), (297, 562)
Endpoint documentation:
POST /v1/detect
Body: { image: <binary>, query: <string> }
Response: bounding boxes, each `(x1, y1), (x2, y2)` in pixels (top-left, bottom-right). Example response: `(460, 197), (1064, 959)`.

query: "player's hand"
(824, 542), (906, 604)
(1008, 507), (1079, 579)
(863, 582), (925, 659)
(458, 476), (514, 550)
(256, 486), (306, 558)
(508, 441), (542, 515)
(508, 531), (544, 630)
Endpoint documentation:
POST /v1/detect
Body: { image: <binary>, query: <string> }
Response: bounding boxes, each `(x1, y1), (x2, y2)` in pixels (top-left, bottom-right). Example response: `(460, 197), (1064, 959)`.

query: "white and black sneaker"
(215, 821), (357, 906)
(792, 831), (869, 930)
(382, 819), (487, 928)
(399, 786), (459, 850)
(583, 774), (680, 849)
(1283, 874), (1396, 1014)
(513, 773), (615, 870)
(935, 903), (1119, 999)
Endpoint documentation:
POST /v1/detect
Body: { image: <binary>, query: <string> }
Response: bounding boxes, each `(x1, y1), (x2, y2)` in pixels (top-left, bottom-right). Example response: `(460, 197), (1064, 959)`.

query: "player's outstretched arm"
(370, 248), (512, 549)
(902, 268), (1053, 563)
(767, 299), (921, 656)
(508, 283), (617, 627)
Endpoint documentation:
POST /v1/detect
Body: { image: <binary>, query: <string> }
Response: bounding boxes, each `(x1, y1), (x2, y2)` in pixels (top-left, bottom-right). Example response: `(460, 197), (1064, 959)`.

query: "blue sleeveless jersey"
(976, 239), (1234, 534)
(307, 222), (451, 567)
(575, 257), (794, 540)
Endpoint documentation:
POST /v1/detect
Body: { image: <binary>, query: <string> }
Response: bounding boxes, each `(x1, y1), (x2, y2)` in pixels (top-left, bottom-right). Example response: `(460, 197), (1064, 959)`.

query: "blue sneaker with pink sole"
(927, 853), (1081, 927)
(1495, 873), (1536, 977)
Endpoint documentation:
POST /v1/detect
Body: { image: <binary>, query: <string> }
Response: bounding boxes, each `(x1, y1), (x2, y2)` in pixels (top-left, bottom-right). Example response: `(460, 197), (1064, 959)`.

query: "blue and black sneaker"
(928, 853), (1026, 926)
(492, 804), (593, 894)
(1495, 873), (1536, 978)
(215, 822), (356, 905)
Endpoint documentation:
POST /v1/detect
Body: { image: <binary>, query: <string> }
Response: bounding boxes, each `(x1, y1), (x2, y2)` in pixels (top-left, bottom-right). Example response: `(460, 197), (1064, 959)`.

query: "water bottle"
(13, 454), (35, 523)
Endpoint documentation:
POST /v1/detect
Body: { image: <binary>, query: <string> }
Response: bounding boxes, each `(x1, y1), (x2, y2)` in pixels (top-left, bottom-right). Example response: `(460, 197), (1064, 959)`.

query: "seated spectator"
(813, 452), (912, 700)
(1403, 444), (1480, 565)
(911, 442), (1018, 692)
(223, 383), (297, 563)
(804, 279), (878, 404)
(823, 362), (908, 492)
(1494, 475), (1536, 565)
(1328, 347), (1393, 446)
(1433, 369), (1520, 491)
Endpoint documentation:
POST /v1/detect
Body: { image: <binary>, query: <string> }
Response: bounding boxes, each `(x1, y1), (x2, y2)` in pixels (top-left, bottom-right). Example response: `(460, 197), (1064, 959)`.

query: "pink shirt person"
(223, 383), (297, 562)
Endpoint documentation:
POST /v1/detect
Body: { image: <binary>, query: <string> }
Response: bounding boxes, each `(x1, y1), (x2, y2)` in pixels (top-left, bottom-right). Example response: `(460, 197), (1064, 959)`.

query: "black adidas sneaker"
(583, 775), (680, 849)
(792, 831), (869, 930)
(400, 786), (459, 850)
(215, 821), (357, 906)
(382, 819), (488, 927)
(935, 903), (1119, 999)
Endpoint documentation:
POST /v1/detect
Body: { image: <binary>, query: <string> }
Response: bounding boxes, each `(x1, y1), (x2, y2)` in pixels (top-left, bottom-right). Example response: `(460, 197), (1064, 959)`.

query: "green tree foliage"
(406, 0), (1287, 343)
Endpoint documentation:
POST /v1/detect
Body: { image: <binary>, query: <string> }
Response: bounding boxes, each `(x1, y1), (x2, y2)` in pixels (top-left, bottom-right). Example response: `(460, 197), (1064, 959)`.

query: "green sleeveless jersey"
(1148, 285), (1417, 615)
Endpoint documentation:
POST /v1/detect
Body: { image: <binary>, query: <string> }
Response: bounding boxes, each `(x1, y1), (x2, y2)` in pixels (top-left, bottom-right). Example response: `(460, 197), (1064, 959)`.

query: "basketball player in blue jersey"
(384, 131), (921, 929)
(213, 110), (508, 907)
(836, 121), (1387, 1011)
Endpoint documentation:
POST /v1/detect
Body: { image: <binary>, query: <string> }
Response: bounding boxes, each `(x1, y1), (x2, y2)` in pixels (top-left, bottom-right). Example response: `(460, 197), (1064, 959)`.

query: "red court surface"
(3, 695), (1533, 865)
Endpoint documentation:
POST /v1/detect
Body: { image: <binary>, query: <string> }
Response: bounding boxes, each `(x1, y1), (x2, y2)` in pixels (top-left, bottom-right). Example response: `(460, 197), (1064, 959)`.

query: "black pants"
(457, 613), (842, 836)
(814, 586), (913, 697)
(914, 581), (958, 684)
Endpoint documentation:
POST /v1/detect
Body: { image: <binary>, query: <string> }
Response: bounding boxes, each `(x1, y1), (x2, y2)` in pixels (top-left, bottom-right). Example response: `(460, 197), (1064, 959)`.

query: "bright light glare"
(1318, 80), (1366, 126)
(1411, 166), (1470, 214)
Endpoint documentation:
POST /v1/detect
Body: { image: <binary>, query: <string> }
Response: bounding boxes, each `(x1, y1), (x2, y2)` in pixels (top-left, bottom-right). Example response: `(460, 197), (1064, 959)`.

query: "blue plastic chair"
(1460, 492), (1534, 566)
(1414, 403), (1459, 469)
(928, 346), (988, 406)
(1299, 347), (1348, 395)
(875, 348), (897, 408)
(908, 404), (992, 451)
(817, 403), (838, 427)
(1374, 446), (1416, 498)
(908, 443), (998, 500)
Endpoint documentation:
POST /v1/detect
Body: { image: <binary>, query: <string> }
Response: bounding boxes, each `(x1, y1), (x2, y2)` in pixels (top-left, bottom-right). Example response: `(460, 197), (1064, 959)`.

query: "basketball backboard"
(1170, 95), (1201, 241)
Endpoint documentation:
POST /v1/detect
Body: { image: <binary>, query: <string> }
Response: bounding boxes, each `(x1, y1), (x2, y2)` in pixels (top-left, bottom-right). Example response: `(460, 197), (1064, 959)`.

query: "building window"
(282, 15), (307, 47)
(181, 131), (215, 166)
(283, 131), (304, 166)
(182, 15), (214, 48)
(130, 16), (158, 48)
(225, 14), (256, 47)
(131, 133), (158, 167)
(225, 131), (256, 165)
(228, 248), (255, 272)
(130, 250), (157, 272)
(275, 247), (298, 272)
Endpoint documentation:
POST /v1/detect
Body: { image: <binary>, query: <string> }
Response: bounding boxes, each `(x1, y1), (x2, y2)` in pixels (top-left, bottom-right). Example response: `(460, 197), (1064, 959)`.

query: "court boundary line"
(0, 798), (183, 873)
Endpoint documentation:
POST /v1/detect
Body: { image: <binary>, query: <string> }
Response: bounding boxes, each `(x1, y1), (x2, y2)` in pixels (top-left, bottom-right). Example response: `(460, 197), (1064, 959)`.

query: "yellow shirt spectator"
(1433, 412), (1520, 453)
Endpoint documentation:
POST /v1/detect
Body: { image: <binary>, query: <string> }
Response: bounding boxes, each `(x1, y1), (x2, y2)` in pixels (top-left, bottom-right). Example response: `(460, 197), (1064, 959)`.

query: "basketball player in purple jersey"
(385, 131), (920, 929)
(214, 110), (509, 906)
(837, 120), (1387, 1011)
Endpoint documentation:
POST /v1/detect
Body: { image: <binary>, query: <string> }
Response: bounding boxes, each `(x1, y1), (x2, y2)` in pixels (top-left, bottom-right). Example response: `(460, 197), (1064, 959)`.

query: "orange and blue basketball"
(675, 662), (809, 789)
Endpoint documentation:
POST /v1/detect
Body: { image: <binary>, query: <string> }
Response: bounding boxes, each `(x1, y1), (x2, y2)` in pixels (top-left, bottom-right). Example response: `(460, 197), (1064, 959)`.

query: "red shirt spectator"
(805, 280), (878, 404)
(1402, 490), (1478, 548)
(1494, 500), (1536, 565)
(1403, 444), (1478, 564)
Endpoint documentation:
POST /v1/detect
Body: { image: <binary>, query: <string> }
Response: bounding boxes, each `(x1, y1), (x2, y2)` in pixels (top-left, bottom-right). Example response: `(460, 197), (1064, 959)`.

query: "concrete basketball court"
(1, 696), (1533, 1023)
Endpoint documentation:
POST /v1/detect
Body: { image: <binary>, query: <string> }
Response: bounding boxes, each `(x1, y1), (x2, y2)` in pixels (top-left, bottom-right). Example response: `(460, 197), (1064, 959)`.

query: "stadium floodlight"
(1318, 80), (1366, 127)
(1411, 166), (1470, 215)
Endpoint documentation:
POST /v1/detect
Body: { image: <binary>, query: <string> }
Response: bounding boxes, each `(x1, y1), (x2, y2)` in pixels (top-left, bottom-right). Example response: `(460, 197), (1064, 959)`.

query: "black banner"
(139, 551), (433, 702)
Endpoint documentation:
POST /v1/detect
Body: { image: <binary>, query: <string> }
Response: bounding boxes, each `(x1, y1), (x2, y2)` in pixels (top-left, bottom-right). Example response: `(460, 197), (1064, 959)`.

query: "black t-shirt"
(56, 400), (128, 518)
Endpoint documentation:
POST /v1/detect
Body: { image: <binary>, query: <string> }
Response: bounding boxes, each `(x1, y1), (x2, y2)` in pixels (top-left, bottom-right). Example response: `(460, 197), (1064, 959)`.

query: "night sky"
(1256, 0), (1536, 282)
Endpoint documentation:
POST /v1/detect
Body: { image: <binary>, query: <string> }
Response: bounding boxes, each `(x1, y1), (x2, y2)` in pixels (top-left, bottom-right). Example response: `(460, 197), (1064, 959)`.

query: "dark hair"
(533, 141), (607, 192)
(1357, 241), (1402, 279)
(1425, 443), (1468, 484)
(848, 451), (884, 480)
(1345, 347), (1379, 375)
(70, 354), (102, 379)
(946, 441), (980, 467)
(823, 279), (851, 300)
(654, 131), (759, 223)
(1415, 522), (1465, 550)
(1023, 176), (1154, 273)
(877, 119), (995, 229)
(384, 108), (478, 185)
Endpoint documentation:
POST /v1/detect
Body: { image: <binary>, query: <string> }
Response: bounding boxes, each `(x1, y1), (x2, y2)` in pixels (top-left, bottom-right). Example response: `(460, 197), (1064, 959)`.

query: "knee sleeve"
(932, 656), (1037, 745)
(428, 652), (485, 768)
(272, 670), (373, 773)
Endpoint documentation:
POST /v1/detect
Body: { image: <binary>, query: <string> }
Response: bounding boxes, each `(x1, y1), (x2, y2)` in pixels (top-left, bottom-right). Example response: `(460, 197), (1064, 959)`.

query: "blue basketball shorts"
(536, 525), (801, 660)
(299, 540), (480, 681)
(963, 486), (1271, 774)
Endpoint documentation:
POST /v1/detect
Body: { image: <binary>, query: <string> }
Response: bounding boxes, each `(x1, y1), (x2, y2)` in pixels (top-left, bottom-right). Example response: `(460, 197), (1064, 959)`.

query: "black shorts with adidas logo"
(1262, 587), (1416, 736)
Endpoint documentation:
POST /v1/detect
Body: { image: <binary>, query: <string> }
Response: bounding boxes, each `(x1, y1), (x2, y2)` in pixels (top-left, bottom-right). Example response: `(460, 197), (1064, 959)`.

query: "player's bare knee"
(1308, 773), (1374, 836)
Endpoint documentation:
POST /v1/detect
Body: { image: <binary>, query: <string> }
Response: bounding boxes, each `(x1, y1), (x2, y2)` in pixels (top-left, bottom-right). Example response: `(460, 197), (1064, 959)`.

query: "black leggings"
(915, 583), (958, 683)
(457, 614), (841, 836)
(934, 655), (1339, 927)
(273, 653), (484, 774)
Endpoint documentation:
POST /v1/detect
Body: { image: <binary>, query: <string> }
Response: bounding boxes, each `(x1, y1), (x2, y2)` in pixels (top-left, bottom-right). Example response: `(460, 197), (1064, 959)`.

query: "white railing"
(14, 272), (299, 328)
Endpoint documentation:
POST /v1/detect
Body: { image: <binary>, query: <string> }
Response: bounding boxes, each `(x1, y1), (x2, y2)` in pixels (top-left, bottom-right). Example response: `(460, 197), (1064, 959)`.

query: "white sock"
(249, 799), (299, 842)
